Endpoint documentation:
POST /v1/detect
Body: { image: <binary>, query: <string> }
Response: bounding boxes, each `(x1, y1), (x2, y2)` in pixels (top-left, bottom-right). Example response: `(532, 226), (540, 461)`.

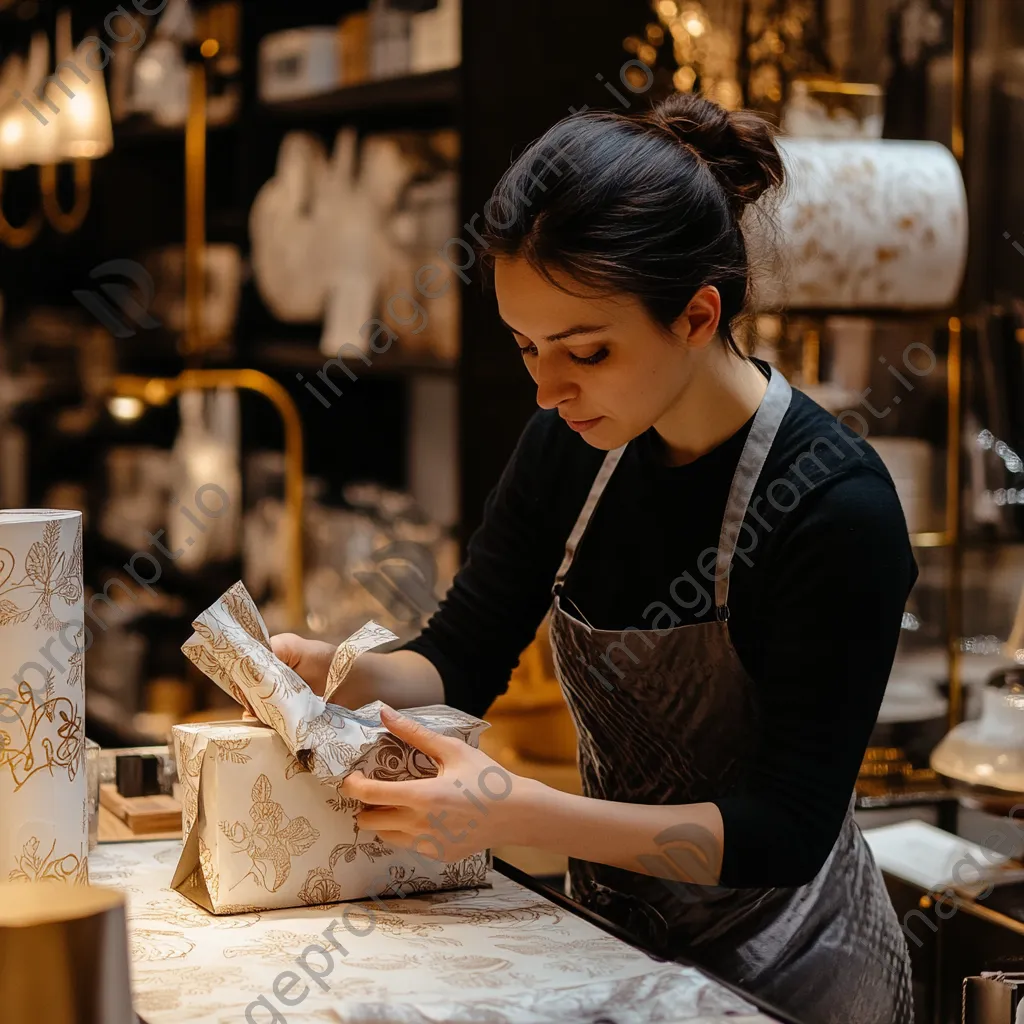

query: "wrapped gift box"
(170, 581), (490, 914)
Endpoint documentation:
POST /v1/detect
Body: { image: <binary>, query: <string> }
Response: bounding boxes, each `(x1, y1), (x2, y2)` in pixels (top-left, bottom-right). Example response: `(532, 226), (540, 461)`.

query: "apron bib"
(548, 367), (914, 1024)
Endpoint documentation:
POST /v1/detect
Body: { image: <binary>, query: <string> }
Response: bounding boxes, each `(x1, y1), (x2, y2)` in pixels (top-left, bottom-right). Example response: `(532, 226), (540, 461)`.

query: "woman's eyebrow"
(499, 318), (611, 342)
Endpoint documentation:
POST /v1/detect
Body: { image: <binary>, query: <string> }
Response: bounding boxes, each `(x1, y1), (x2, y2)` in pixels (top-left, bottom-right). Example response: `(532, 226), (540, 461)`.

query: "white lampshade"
(44, 10), (113, 161)
(52, 43), (113, 160)
(746, 137), (969, 311)
(0, 35), (58, 170)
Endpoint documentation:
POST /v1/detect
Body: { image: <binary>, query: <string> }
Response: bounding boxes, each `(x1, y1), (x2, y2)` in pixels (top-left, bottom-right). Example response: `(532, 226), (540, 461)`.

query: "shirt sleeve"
(715, 470), (918, 888)
(401, 410), (586, 718)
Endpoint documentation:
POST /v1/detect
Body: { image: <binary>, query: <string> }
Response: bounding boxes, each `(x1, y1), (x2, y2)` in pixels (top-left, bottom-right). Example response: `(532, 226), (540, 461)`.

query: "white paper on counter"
(92, 840), (776, 1024)
(864, 820), (1013, 891)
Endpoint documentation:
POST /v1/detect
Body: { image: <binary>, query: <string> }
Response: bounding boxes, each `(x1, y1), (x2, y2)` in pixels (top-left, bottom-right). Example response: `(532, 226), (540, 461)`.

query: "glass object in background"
(931, 668), (1024, 808)
(86, 738), (101, 850)
(410, 0), (460, 73)
(385, 167), (460, 361)
(369, 0), (411, 80)
(99, 446), (172, 550)
(782, 79), (885, 138)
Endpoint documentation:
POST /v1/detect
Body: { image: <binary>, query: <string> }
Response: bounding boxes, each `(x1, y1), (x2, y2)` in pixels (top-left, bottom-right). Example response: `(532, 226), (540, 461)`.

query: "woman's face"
(494, 256), (721, 451)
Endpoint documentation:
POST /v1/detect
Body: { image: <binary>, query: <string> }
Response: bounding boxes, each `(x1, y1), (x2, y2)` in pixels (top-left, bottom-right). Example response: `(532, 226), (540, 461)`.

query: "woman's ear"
(672, 285), (722, 350)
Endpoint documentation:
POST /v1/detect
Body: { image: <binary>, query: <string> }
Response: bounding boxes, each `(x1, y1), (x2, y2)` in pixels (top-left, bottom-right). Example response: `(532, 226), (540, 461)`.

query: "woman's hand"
(343, 706), (530, 864)
(269, 632), (337, 697)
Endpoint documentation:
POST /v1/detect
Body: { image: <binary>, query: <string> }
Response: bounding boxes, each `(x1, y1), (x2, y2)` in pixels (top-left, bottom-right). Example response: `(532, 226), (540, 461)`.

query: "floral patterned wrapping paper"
(0, 510), (88, 887)
(94, 840), (777, 1024)
(172, 581), (491, 914)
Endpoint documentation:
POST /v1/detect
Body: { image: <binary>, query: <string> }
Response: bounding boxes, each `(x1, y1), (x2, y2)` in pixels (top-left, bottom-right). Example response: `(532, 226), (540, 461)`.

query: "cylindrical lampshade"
(0, 882), (135, 1024)
(746, 138), (969, 311)
(0, 510), (88, 886)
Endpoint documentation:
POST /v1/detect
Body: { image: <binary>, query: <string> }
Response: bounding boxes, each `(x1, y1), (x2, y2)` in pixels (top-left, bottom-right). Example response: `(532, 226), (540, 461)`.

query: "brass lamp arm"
(112, 369), (305, 630)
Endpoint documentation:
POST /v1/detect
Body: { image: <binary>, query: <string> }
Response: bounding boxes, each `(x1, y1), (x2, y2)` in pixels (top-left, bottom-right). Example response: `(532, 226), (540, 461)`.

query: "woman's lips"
(565, 416), (603, 433)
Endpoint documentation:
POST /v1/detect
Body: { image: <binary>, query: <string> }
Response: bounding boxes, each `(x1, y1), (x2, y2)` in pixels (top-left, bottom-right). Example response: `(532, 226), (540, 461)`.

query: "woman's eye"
(568, 347), (610, 366)
(517, 344), (538, 358)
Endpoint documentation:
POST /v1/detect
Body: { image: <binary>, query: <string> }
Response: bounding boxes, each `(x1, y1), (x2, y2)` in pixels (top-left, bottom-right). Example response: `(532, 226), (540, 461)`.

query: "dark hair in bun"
(480, 92), (785, 357)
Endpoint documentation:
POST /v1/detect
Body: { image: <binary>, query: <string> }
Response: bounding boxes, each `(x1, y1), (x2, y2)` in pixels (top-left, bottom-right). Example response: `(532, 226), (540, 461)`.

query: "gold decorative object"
(110, 370), (306, 629)
(0, 881), (135, 1024)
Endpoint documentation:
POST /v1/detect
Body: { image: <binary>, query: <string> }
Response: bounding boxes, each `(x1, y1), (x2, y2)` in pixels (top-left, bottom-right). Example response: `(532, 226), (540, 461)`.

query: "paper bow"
(182, 581), (485, 780)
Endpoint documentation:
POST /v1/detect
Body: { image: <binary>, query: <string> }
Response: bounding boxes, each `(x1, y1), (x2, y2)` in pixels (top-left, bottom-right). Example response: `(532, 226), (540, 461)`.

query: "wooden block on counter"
(99, 784), (182, 835)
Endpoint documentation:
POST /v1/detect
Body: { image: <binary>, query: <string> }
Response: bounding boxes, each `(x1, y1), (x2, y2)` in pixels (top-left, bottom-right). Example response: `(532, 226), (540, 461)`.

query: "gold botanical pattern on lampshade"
(0, 682), (83, 791)
(0, 510), (88, 888)
(8, 835), (87, 884)
(0, 517), (83, 631)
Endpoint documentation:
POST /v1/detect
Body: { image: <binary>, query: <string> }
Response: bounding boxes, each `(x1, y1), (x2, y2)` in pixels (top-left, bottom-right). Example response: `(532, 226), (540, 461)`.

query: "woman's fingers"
(379, 705), (457, 761)
(341, 769), (421, 806)
(356, 807), (416, 833)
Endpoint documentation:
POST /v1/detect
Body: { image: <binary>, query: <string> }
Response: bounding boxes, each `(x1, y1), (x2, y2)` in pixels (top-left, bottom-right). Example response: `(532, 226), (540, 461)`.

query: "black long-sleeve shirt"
(404, 381), (918, 888)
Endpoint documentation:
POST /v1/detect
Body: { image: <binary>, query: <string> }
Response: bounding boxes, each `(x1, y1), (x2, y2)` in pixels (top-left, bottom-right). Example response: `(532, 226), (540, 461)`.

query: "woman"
(273, 92), (918, 1024)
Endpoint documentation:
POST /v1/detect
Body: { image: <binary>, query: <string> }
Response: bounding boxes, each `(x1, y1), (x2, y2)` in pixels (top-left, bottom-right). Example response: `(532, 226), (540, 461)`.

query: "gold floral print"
(199, 837), (219, 902)
(8, 836), (88, 884)
(222, 581), (272, 651)
(297, 867), (342, 907)
(369, 733), (438, 782)
(212, 738), (251, 764)
(0, 518), (82, 633)
(0, 682), (83, 791)
(219, 774), (319, 892)
(329, 832), (393, 869)
(441, 852), (489, 890)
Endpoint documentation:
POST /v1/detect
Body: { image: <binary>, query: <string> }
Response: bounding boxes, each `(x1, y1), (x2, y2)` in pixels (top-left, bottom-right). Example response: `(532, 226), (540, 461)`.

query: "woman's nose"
(534, 364), (577, 410)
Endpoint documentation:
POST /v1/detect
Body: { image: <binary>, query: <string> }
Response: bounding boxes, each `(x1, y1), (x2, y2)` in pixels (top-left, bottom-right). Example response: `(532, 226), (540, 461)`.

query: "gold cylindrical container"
(0, 882), (135, 1024)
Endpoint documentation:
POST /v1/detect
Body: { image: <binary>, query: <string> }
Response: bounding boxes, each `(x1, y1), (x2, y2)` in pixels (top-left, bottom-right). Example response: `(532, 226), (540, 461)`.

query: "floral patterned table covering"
(90, 840), (780, 1024)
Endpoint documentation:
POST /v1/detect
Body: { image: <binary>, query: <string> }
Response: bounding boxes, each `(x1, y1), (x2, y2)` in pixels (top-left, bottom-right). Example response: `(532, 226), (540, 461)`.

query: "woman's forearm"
(341, 649), (446, 710)
(511, 780), (726, 885)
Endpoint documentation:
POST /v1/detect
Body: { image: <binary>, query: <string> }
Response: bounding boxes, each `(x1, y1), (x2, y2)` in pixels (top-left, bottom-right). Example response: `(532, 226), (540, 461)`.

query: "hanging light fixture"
(0, 8), (114, 247)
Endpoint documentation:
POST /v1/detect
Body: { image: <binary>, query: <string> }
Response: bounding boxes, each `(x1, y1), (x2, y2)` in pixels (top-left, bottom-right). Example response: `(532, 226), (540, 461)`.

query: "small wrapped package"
(170, 582), (490, 914)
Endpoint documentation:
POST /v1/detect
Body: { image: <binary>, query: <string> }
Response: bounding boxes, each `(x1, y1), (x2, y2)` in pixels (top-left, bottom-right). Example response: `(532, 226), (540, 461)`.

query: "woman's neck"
(652, 352), (769, 467)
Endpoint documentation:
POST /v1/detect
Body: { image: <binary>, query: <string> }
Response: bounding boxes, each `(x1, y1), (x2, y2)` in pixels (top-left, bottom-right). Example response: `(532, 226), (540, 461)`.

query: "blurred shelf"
(113, 116), (239, 144)
(252, 340), (457, 377)
(260, 68), (460, 117)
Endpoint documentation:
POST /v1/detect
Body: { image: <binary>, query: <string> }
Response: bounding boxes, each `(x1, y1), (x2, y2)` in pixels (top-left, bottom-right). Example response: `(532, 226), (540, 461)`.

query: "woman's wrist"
(500, 774), (560, 849)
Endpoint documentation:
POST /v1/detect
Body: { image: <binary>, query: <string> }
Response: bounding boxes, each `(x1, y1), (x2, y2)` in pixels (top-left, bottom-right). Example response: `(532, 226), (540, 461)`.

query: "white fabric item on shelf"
(249, 132), (330, 322)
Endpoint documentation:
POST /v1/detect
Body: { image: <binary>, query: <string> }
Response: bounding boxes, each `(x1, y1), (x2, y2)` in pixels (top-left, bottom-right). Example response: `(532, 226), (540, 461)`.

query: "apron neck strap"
(551, 365), (793, 604)
(713, 366), (792, 611)
(553, 444), (627, 590)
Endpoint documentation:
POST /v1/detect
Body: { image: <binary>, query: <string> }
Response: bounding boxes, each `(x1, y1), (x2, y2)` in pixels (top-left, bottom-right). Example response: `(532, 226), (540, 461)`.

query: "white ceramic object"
(931, 683), (1024, 793)
(249, 132), (330, 322)
(318, 128), (415, 357)
(747, 138), (968, 310)
(0, 509), (88, 885)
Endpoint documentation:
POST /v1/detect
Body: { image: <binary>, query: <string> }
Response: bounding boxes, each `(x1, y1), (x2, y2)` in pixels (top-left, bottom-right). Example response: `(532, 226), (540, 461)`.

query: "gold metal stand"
(945, 0), (969, 732)
(111, 370), (306, 630)
(39, 160), (92, 234)
(184, 57), (208, 361)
